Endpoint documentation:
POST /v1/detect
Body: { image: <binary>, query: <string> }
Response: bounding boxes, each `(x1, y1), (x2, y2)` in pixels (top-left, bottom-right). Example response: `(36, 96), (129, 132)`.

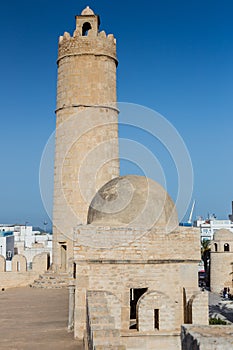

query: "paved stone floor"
(0, 287), (83, 350)
(209, 291), (233, 324)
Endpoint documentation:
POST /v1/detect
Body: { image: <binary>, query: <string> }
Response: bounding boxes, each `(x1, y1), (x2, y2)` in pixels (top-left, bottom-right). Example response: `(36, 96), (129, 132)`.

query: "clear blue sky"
(0, 0), (233, 228)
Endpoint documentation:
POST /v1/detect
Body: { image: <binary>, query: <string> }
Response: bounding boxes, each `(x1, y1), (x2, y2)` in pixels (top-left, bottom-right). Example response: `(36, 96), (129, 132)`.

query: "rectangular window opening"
(129, 288), (148, 330)
(73, 263), (76, 279)
(130, 288), (148, 320)
(154, 309), (159, 330)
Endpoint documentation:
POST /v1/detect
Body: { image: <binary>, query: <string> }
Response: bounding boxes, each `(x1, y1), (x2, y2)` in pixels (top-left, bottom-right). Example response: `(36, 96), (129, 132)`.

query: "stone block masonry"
(181, 325), (233, 350)
(0, 252), (49, 289)
(85, 291), (126, 349)
(52, 7), (119, 272)
(73, 225), (208, 345)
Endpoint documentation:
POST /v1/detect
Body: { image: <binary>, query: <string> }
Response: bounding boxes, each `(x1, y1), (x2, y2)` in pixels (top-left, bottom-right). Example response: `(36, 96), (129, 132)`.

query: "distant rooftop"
(0, 231), (13, 237)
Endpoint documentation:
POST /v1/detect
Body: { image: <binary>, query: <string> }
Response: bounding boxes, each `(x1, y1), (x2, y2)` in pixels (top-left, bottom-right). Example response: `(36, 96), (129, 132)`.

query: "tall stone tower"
(53, 6), (119, 272)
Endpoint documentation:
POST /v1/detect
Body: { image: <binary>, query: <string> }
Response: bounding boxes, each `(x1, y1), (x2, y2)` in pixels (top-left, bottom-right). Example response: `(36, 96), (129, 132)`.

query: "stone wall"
(122, 333), (181, 350)
(0, 252), (49, 289)
(12, 254), (27, 272)
(137, 291), (177, 332)
(85, 291), (126, 350)
(211, 251), (233, 293)
(190, 292), (209, 325)
(84, 289), (182, 350)
(74, 226), (201, 260)
(210, 230), (233, 293)
(0, 271), (41, 289)
(73, 226), (208, 340)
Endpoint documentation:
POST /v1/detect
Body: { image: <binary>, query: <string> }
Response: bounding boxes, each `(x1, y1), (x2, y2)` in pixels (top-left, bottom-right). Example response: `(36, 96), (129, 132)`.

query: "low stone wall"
(121, 333), (181, 350)
(0, 271), (41, 289)
(0, 252), (49, 289)
(181, 325), (233, 349)
(85, 291), (126, 350)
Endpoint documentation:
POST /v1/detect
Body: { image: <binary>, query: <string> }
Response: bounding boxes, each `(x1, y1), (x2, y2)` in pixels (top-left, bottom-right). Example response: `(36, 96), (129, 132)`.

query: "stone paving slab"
(0, 287), (83, 350)
(208, 291), (233, 324)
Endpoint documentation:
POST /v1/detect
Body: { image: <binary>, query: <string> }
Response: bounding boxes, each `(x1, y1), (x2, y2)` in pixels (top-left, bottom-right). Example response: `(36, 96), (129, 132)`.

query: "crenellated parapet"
(58, 31), (117, 64)
(56, 6), (118, 111)
(57, 7), (117, 64)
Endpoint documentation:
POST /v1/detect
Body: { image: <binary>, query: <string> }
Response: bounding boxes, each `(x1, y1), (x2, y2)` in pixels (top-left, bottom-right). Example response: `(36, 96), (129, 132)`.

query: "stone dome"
(81, 6), (95, 16)
(214, 229), (233, 241)
(87, 175), (178, 231)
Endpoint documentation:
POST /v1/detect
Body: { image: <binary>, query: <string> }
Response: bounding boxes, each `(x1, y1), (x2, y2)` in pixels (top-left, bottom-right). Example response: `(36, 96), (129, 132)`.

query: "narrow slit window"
(73, 263), (76, 279)
(154, 309), (159, 330)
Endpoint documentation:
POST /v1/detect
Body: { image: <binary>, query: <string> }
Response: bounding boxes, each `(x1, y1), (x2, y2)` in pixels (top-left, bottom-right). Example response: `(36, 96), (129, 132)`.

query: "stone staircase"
(86, 291), (126, 350)
(30, 271), (71, 289)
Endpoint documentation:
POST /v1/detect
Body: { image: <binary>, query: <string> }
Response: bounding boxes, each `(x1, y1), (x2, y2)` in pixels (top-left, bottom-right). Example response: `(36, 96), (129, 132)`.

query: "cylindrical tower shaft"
(52, 6), (119, 271)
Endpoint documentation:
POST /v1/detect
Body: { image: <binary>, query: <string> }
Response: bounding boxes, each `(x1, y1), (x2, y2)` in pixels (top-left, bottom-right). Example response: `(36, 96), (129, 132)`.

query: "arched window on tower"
(224, 243), (230, 252)
(214, 243), (218, 252)
(82, 22), (92, 36)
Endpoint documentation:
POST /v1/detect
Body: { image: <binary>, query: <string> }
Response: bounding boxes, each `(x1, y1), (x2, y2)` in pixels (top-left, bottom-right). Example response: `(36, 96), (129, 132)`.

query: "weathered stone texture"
(210, 229), (233, 293)
(189, 291), (209, 325)
(52, 10), (119, 271)
(54, 8), (210, 350)
(181, 325), (233, 350)
(137, 291), (177, 332)
(32, 252), (49, 273)
(0, 253), (49, 289)
(12, 254), (27, 272)
(85, 291), (125, 349)
(74, 225), (201, 260)
(122, 334), (181, 350)
(73, 226), (208, 343)
(0, 271), (40, 289)
(87, 176), (178, 231)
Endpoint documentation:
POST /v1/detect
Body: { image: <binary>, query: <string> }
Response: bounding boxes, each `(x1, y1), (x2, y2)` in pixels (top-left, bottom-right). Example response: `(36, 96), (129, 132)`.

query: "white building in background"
(0, 230), (15, 271)
(0, 224), (52, 268)
(0, 230), (14, 259)
(194, 218), (233, 241)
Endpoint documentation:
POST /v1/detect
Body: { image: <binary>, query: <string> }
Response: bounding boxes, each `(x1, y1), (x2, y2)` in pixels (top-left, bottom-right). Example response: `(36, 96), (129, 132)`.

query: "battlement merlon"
(57, 6), (117, 65)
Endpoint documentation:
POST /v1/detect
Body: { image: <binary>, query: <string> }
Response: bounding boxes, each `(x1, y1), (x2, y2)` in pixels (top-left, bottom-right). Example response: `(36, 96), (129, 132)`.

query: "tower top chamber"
(57, 6), (117, 65)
